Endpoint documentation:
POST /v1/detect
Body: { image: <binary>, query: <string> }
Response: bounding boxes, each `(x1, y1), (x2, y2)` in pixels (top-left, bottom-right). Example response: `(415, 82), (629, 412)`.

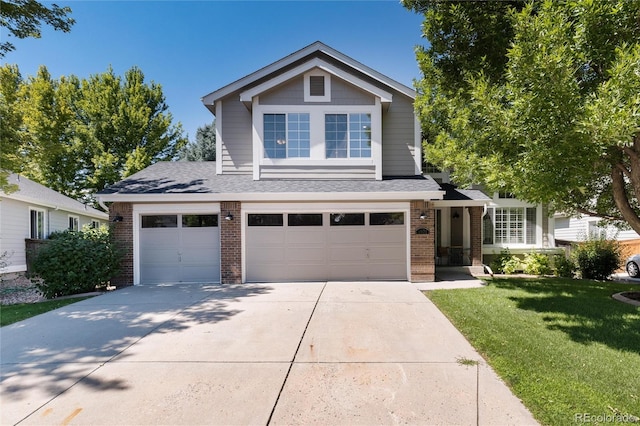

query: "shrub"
(502, 256), (523, 274)
(572, 237), (621, 280)
(32, 225), (123, 298)
(522, 252), (552, 275)
(553, 253), (576, 278)
(491, 248), (513, 274)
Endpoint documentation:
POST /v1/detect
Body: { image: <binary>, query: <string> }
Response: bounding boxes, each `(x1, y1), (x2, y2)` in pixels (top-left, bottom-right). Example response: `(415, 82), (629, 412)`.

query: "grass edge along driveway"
(425, 277), (640, 426)
(0, 297), (92, 327)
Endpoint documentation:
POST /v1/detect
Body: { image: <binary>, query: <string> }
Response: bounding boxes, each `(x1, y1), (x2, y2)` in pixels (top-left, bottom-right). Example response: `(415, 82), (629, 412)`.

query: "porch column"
(109, 202), (133, 287)
(468, 206), (483, 268)
(220, 201), (242, 284)
(410, 200), (435, 282)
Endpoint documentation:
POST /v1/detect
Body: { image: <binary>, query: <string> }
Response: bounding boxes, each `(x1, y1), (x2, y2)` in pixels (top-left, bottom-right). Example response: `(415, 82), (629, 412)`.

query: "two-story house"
(97, 42), (553, 286)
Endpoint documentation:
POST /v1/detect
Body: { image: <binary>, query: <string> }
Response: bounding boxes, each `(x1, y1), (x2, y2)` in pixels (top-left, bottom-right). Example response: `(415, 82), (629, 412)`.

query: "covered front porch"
(432, 184), (492, 275)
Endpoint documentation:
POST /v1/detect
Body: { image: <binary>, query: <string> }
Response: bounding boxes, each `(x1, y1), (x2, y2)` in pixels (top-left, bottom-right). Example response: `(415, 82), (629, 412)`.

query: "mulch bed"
(0, 274), (45, 305)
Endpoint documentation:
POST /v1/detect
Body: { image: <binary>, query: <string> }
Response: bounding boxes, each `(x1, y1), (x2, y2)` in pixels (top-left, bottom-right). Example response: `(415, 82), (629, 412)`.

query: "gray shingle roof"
(2, 174), (108, 218)
(440, 183), (491, 202)
(98, 161), (443, 198)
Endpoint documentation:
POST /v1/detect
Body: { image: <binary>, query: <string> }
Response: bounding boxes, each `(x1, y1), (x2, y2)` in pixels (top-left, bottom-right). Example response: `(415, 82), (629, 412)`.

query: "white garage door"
(246, 212), (406, 282)
(139, 214), (220, 284)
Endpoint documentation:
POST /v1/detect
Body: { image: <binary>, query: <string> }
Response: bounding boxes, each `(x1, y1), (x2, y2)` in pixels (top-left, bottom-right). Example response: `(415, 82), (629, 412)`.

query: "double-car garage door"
(246, 212), (407, 282)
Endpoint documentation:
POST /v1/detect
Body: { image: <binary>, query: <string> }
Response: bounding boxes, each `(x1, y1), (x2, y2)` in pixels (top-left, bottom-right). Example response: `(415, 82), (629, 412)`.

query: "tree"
(0, 64), (24, 192)
(0, 64), (188, 202)
(404, 0), (640, 233)
(178, 121), (216, 161)
(0, 0), (75, 57)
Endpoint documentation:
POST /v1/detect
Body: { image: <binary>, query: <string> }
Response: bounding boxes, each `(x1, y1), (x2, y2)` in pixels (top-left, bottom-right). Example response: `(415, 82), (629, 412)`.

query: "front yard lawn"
(0, 298), (91, 327)
(426, 277), (640, 426)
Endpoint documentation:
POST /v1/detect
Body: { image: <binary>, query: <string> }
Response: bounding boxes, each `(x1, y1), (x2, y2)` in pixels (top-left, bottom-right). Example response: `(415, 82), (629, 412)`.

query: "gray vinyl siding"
(260, 165), (375, 179)
(382, 93), (416, 176)
(260, 74), (375, 106)
(220, 96), (253, 174)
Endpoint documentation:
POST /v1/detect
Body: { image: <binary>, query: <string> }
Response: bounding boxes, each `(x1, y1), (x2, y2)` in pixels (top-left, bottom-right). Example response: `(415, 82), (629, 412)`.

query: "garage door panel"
(286, 229), (326, 246)
(328, 229), (368, 244)
(329, 247), (367, 262)
(140, 213), (220, 284)
(366, 263), (406, 279)
(368, 246), (405, 261)
(140, 248), (178, 264)
(286, 247), (326, 263)
(369, 228), (405, 243)
(141, 230), (179, 246)
(143, 265), (181, 284)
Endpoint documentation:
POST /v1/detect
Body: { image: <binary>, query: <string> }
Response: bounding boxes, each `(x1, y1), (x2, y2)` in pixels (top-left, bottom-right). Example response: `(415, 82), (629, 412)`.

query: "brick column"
(109, 202), (133, 287)
(410, 200), (435, 282)
(220, 201), (242, 284)
(468, 206), (483, 267)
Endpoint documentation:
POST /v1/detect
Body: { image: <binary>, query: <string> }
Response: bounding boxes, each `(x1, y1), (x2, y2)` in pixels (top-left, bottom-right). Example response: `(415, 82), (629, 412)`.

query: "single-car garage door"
(140, 214), (220, 284)
(246, 212), (406, 282)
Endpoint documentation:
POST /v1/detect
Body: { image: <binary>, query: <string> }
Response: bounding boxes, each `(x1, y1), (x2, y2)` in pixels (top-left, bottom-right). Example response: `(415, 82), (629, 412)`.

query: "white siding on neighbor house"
(0, 197), (106, 273)
(0, 198), (29, 272)
(555, 215), (640, 242)
(382, 94), (418, 176)
(220, 96), (253, 174)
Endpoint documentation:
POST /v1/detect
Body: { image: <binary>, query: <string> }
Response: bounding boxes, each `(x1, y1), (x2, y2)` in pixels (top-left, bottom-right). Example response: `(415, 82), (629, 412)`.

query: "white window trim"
(483, 203), (543, 248)
(29, 207), (47, 240)
(68, 215), (80, 231)
(91, 219), (101, 229)
(304, 69), (331, 102)
(252, 99), (382, 180)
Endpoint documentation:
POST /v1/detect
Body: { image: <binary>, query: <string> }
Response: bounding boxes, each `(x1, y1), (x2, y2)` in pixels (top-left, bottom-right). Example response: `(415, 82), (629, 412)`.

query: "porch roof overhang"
(431, 183), (493, 208)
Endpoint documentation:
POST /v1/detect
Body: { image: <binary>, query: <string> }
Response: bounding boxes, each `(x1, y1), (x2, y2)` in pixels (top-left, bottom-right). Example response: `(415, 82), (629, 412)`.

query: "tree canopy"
(0, 64), (187, 201)
(0, 0), (75, 57)
(178, 121), (216, 161)
(404, 0), (640, 233)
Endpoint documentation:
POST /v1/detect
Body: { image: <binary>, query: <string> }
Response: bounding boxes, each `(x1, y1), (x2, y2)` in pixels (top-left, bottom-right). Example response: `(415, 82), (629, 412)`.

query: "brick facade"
(468, 206), (483, 267)
(410, 200), (436, 282)
(109, 202), (134, 287)
(220, 201), (242, 284)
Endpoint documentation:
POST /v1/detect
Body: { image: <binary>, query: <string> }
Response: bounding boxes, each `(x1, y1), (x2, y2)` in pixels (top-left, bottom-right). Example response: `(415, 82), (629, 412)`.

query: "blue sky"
(4, 1), (426, 141)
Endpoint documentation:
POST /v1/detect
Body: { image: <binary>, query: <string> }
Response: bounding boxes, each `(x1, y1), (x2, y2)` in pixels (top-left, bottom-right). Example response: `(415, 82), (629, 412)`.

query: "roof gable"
(201, 41), (415, 114)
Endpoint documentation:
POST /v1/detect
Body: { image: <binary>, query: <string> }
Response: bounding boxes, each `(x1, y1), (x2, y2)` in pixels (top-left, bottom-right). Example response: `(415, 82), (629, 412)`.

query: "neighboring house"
(0, 173), (109, 274)
(97, 42), (554, 286)
(554, 213), (640, 242)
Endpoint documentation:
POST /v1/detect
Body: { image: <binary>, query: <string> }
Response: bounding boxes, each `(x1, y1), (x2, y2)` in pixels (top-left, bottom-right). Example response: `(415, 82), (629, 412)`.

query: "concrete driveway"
(1, 281), (537, 425)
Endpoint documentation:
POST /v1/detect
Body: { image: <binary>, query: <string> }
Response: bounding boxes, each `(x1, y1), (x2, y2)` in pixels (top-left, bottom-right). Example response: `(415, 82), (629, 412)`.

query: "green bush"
(572, 238), (621, 280)
(522, 252), (552, 275)
(32, 225), (123, 298)
(491, 248), (513, 274)
(502, 256), (523, 274)
(553, 253), (576, 278)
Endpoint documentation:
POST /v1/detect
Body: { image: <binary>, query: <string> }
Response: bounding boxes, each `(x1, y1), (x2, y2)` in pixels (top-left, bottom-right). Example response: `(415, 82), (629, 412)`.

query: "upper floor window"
(29, 208), (46, 239)
(325, 113), (371, 158)
(68, 215), (79, 231)
(264, 113), (310, 159)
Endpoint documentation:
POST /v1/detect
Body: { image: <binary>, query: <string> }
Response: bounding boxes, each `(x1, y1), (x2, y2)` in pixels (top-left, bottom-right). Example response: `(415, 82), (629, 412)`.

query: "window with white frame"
(68, 215), (79, 231)
(29, 208), (46, 239)
(325, 113), (371, 158)
(91, 220), (101, 229)
(484, 207), (537, 245)
(263, 113), (310, 158)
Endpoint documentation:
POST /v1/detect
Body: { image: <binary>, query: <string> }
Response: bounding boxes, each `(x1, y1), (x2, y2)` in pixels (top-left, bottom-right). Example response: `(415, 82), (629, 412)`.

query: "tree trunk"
(611, 166), (640, 235)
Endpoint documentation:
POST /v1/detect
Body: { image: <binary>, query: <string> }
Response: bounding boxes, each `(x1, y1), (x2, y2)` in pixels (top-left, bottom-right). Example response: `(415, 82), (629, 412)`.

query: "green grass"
(425, 277), (640, 426)
(0, 297), (91, 327)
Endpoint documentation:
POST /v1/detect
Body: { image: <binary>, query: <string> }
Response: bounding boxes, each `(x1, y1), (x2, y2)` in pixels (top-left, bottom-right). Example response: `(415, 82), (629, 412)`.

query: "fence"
(25, 238), (49, 276)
